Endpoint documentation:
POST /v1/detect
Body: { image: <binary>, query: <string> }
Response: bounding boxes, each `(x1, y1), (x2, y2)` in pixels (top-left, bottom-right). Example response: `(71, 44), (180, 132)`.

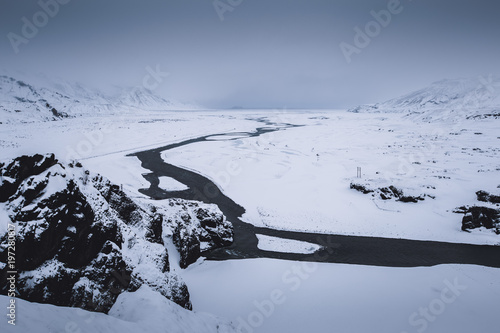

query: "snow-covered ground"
(0, 111), (259, 197)
(1, 102), (499, 331)
(1, 109), (498, 246)
(256, 234), (322, 254)
(1, 285), (235, 333)
(158, 176), (189, 191)
(183, 258), (500, 333)
(160, 111), (500, 245)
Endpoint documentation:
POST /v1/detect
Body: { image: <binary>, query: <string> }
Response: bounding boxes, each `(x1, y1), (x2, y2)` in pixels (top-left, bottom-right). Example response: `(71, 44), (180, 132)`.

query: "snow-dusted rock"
(456, 191), (500, 233)
(349, 182), (429, 203)
(460, 206), (499, 232)
(157, 199), (233, 268)
(0, 154), (233, 314)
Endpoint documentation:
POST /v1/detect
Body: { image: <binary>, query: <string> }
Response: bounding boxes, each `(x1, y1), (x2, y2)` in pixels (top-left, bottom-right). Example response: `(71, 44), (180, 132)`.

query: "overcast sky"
(1, 0), (499, 108)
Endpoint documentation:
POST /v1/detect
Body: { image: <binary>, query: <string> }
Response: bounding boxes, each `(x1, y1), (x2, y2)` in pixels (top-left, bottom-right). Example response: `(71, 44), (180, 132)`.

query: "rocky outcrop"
(457, 206), (500, 233)
(476, 190), (500, 204)
(349, 183), (373, 194)
(158, 199), (233, 268)
(455, 190), (500, 234)
(350, 182), (429, 202)
(0, 154), (233, 313)
(0, 153), (58, 202)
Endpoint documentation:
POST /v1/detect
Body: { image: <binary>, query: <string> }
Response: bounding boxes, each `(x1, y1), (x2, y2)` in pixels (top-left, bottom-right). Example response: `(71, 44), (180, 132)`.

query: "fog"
(1, 0), (499, 108)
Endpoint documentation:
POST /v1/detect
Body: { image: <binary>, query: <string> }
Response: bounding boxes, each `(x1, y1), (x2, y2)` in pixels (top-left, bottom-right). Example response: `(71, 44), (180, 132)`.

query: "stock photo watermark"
(402, 278), (467, 333)
(236, 236), (340, 333)
(191, 109), (297, 204)
(213, 0), (243, 21)
(379, 74), (497, 182)
(64, 268), (131, 333)
(64, 64), (169, 162)
(141, 64), (170, 91)
(5, 223), (17, 326)
(7, 0), (72, 54)
(340, 0), (406, 64)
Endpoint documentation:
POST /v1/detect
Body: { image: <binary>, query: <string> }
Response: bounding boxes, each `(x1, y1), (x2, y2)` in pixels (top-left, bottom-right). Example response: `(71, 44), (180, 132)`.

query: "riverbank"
(127, 113), (500, 268)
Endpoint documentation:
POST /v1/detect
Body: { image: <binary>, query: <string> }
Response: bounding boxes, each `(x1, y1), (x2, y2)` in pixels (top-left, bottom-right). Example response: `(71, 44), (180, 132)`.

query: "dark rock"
(169, 280), (192, 310)
(461, 206), (500, 232)
(388, 185), (403, 197)
(0, 154), (194, 314)
(379, 186), (404, 200)
(165, 200), (233, 268)
(453, 206), (468, 214)
(351, 182), (428, 203)
(476, 190), (500, 204)
(173, 224), (201, 269)
(0, 153), (57, 202)
(380, 192), (391, 200)
(94, 179), (143, 225)
(350, 183), (374, 194)
(145, 213), (164, 245)
(397, 195), (424, 203)
(16, 263), (80, 309)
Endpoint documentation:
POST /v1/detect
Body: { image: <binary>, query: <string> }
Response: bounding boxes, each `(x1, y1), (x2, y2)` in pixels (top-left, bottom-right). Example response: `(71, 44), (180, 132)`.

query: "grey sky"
(1, 0), (499, 108)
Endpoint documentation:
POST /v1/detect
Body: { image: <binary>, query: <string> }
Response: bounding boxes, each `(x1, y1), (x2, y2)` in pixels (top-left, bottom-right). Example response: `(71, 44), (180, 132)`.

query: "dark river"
(128, 117), (500, 268)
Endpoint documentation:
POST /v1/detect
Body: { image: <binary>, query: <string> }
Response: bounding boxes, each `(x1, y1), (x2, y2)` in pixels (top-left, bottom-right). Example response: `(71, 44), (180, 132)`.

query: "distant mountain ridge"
(349, 76), (500, 119)
(0, 74), (199, 124)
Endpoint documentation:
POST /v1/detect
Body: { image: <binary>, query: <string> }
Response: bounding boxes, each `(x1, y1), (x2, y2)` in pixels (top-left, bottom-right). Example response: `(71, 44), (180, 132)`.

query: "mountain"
(0, 74), (199, 124)
(349, 76), (500, 119)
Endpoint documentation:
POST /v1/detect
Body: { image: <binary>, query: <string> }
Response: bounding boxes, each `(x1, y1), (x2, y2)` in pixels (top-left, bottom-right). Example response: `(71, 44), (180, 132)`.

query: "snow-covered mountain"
(349, 76), (500, 119)
(0, 74), (199, 124)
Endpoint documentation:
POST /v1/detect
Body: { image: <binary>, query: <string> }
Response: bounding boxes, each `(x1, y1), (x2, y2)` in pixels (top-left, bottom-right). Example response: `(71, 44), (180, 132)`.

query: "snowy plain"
(1, 285), (235, 333)
(3, 109), (499, 245)
(183, 258), (500, 333)
(159, 110), (500, 245)
(1, 107), (499, 332)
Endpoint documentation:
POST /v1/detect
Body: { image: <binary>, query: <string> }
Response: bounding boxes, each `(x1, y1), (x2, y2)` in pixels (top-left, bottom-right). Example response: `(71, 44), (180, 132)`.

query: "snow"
(158, 176), (189, 191)
(0, 73), (200, 124)
(349, 76), (500, 118)
(256, 234), (322, 254)
(109, 285), (235, 332)
(1, 75), (500, 332)
(21, 164), (69, 200)
(0, 286), (235, 333)
(160, 111), (500, 245)
(1, 108), (499, 246)
(183, 258), (500, 333)
(0, 176), (15, 184)
(20, 259), (74, 290)
(0, 203), (9, 235)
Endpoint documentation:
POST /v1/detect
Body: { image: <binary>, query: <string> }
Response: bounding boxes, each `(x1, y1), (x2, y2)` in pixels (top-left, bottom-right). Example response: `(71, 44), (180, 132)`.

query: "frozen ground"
(256, 234), (322, 254)
(160, 111), (500, 245)
(1, 285), (235, 333)
(1, 109), (498, 245)
(1, 108), (499, 332)
(183, 258), (500, 333)
(158, 176), (190, 191)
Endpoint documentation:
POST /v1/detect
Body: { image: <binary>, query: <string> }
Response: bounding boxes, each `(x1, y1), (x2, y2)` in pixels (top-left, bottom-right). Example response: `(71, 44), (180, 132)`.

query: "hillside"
(0, 74), (198, 124)
(349, 76), (500, 120)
